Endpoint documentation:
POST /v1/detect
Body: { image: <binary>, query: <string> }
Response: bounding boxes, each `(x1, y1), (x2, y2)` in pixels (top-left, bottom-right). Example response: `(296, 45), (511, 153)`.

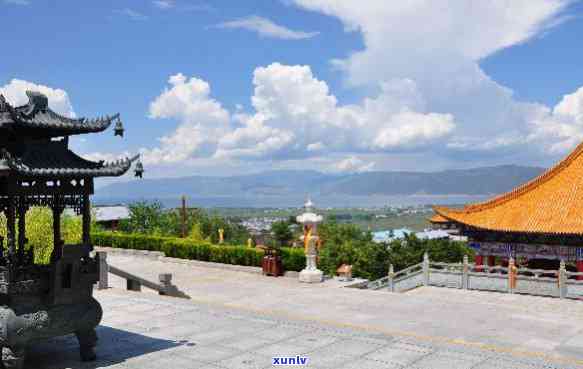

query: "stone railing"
(95, 252), (189, 299)
(368, 253), (583, 299)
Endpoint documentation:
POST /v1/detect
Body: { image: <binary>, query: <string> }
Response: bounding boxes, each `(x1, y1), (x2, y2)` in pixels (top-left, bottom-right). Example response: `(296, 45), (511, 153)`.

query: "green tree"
(386, 234), (474, 272)
(318, 221), (474, 280)
(271, 221), (294, 247)
(319, 221), (388, 280)
(119, 201), (165, 234)
(0, 207), (86, 264)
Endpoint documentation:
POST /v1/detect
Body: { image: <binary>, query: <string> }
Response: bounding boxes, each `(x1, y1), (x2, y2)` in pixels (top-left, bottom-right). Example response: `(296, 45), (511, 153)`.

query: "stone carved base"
(0, 297), (102, 369)
(299, 269), (324, 283)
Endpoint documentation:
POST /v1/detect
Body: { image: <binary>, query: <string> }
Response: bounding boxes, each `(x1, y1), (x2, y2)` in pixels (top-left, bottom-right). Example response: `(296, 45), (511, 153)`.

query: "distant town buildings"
(95, 206), (130, 231)
(240, 217), (288, 234)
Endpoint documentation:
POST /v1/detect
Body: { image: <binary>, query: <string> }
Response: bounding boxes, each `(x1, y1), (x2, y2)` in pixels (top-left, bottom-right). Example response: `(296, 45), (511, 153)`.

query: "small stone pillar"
(508, 257), (517, 294)
(97, 252), (108, 290)
(388, 264), (395, 292)
(559, 260), (567, 299)
(422, 252), (430, 286)
(462, 255), (469, 290)
(158, 273), (174, 296)
(297, 199), (324, 283)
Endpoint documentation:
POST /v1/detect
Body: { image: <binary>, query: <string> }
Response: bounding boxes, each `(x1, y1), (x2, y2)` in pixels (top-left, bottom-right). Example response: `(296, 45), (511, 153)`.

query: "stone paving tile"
(253, 325), (314, 341)
(254, 341), (314, 357)
(312, 337), (386, 356)
(340, 358), (405, 369)
(409, 351), (485, 369)
(283, 332), (341, 350)
(365, 344), (432, 367)
(219, 334), (276, 351)
(114, 350), (199, 369)
(187, 327), (249, 345)
(471, 359), (545, 369)
(299, 352), (356, 368)
(216, 352), (274, 369)
(170, 343), (243, 363)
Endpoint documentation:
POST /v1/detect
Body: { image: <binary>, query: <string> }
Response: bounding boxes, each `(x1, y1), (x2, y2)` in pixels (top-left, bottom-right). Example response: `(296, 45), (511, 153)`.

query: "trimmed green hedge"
(91, 231), (305, 272)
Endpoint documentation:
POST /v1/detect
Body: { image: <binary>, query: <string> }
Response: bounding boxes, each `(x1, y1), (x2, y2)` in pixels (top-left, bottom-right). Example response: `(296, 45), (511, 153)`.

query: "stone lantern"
(297, 198), (324, 283)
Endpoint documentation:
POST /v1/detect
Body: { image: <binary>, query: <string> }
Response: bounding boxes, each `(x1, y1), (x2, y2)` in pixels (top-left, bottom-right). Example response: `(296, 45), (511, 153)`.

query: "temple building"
(433, 141), (583, 277)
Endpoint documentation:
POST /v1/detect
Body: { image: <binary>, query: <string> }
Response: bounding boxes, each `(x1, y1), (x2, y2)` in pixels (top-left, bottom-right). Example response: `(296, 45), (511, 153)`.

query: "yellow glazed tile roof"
(428, 214), (450, 223)
(434, 141), (583, 235)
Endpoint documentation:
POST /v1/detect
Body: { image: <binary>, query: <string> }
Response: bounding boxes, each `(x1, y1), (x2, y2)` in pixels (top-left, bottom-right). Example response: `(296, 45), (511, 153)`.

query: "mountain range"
(95, 165), (545, 205)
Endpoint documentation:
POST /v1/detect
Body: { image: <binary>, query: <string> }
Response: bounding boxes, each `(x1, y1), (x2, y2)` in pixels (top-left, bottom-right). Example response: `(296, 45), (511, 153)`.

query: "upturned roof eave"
(0, 93), (118, 137)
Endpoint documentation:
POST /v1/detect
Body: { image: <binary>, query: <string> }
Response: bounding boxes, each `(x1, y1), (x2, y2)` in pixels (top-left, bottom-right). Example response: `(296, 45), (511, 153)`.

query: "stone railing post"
(559, 260), (567, 299)
(423, 252), (430, 286)
(462, 255), (469, 290)
(388, 264), (395, 292)
(508, 257), (516, 294)
(97, 252), (108, 290)
(159, 273), (174, 296)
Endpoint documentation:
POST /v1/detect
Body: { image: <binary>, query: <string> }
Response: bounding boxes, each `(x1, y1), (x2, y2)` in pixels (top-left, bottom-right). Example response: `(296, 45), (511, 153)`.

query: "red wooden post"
(577, 260), (583, 281)
(475, 255), (483, 272)
(487, 255), (496, 269)
(181, 195), (187, 238)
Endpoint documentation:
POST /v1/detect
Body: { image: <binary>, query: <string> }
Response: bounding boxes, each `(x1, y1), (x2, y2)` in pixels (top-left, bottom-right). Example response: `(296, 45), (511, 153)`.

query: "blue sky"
(1, 0), (583, 180)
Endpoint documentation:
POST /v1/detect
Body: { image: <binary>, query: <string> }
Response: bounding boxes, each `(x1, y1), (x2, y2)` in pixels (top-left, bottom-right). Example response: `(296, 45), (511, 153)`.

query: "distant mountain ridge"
(95, 165), (545, 201)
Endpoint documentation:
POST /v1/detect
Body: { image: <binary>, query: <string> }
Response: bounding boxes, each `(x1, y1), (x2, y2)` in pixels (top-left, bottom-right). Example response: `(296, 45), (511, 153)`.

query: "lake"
(93, 194), (490, 208)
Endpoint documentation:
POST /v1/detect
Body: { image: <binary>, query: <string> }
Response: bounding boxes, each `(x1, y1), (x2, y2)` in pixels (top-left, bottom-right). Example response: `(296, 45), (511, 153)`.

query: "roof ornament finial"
(304, 196), (314, 211)
(26, 91), (48, 112)
(114, 116), (124, 137)
(134, 156), (144, 178)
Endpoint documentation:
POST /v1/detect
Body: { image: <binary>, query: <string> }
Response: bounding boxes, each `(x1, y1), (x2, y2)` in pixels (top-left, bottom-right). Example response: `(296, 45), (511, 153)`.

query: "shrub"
(279, 247), (305, 271)
(0, 207), (85, 264)
(91, 231), (305, 271)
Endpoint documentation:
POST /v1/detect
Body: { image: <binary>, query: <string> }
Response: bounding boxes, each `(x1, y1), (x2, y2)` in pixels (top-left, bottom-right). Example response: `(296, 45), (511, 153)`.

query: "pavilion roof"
(0, 91), (117, 137)
(0, 140), (138, 178)
(434, 141), (583, 235)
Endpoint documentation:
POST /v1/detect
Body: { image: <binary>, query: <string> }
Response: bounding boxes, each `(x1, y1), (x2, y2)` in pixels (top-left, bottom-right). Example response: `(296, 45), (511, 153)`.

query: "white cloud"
(140, 1), (583, 173)
(215, 15), (319, 40)
(290, 0), (577, 161)
(114, 8), (149, 21)
(149, 73), (230, 126)
(143, 64), (456, 165)
(0, 79), (75, 117)
(526, 87), (583, 154)
(81, 152), (133, 164)
(143, 74), (231, 164)
(3, 0), (30, 5)
(373, 112), (455, 150)
(152, 0), (175, 9)
(332, 156), (375, 173)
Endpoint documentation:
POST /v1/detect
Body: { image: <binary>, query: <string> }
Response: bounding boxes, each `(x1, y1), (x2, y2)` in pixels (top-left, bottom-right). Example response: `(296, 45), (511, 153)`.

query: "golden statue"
(218, 228), (224, 244)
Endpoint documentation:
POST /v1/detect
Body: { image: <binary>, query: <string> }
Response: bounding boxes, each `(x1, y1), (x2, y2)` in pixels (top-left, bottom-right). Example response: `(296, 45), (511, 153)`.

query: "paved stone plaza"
(26, 252), (583, 368)
(26, 289), (582, 369)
